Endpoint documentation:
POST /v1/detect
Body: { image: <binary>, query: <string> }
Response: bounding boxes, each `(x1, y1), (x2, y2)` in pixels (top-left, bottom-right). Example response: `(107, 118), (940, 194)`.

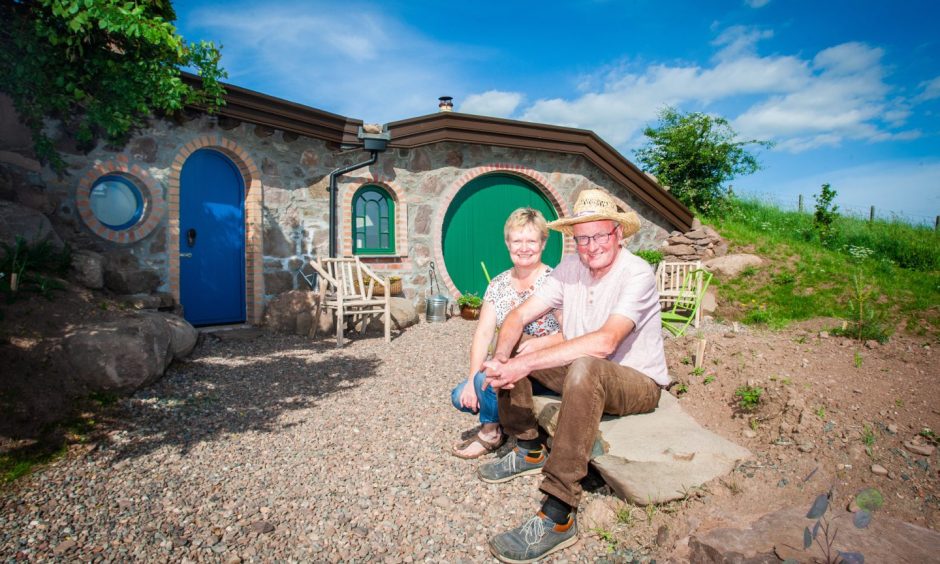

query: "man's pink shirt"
(535, 250), (670, 386)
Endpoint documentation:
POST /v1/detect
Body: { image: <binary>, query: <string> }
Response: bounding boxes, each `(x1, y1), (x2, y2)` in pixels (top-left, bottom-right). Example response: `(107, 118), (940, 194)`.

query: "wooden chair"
(660, 267), (713, 337)
(308, 256), (391, 347)
(656, 260), (703, 311)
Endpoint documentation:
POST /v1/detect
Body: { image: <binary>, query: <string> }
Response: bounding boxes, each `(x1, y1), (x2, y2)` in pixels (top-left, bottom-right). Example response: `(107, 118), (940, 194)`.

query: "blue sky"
(174, 0), (940, 224)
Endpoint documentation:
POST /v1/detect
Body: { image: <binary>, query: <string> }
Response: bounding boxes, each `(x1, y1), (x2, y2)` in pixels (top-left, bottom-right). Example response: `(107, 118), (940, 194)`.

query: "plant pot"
(460, 305), (481, 320)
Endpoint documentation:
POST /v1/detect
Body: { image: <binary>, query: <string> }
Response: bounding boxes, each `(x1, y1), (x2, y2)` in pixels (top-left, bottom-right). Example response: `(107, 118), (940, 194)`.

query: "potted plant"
(457, 292), (483, 320)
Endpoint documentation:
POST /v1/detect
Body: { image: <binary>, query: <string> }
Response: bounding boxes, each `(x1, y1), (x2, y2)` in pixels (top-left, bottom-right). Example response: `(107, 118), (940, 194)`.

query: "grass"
(1, 395), (113, 486)
(702, 198), (940, 335)
(862, 423), (876, 457)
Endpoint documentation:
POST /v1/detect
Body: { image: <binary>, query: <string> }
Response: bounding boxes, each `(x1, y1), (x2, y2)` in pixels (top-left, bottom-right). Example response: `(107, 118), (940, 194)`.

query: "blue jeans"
(451, 371), (499, 425)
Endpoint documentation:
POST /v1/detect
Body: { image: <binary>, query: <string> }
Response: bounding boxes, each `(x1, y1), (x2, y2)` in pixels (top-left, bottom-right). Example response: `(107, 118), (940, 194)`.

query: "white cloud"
(188, 2), (473, 122)
(459, 91), (523, 118)
(711, 25), (773, 61)
(744, 0), (771, 8)
(506, 30), (916, 154)
(917, 76), (940, 101)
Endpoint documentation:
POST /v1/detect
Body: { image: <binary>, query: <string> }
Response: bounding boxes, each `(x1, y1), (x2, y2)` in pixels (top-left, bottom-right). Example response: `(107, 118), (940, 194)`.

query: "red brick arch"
(431, 164), (571, 298)
(339, 176), (409, 261)
(167, 135), (264, 324)
(76, 154), (165, 244)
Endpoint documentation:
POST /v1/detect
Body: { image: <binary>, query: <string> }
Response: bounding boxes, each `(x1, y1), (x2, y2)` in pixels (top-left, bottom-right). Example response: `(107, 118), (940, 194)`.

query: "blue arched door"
(180, 149), (246, 326)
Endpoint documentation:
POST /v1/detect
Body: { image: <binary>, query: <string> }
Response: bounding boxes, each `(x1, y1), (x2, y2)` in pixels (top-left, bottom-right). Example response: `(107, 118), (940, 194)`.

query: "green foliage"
(702, 197), (939, 335)
(674, 383), (689, 395)
(1, 237), (71, 302)
(703, 375), (716, 385)
(862, 423), (876, 457)
(691, 366), (705, 376)
(734, 385), (762, 411)
(801, 488), (877, 564)
(831, 273), (890, 343)
(457, 292), (483, 308)
(0, 0), (227, 171)
(815, 406), (826, 419)
(634, 106), (772, 212)
(1, 442), (66, 484)
(615, 505), (635, 526)
(853, 350), (863, 369)
(634, 249), (663, 267)
(812, 183), (839, 246)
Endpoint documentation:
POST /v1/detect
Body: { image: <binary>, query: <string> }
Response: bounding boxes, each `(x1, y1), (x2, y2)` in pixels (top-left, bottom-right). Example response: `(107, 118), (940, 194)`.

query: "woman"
(450, 208), (562, 459)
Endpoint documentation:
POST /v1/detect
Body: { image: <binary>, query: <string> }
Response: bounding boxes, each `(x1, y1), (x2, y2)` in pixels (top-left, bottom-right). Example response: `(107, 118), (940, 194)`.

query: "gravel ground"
(0, 319), (617, 562)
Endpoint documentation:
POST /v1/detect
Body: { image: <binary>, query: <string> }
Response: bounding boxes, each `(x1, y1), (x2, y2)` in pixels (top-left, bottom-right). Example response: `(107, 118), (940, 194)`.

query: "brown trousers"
(497, 357), (661, 508)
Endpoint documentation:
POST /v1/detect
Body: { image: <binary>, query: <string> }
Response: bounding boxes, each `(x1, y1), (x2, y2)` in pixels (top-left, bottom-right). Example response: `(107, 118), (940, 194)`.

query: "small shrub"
(674, 383), (689, 395)
(635, 249), (663, 266)
(812, 183), (839, 246)
(691, 366), (705, 377)
(703, 375), (716, 385)
(734, 385), (763, 411)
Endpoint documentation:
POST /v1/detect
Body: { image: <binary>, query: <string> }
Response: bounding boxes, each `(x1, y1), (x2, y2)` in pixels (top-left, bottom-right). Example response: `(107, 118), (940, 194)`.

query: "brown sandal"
(451, 434), (506, 460)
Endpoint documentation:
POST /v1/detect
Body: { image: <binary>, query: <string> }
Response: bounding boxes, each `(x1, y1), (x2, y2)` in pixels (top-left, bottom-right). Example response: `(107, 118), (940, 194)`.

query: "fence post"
(798, 194), (803, 213)
(936, 215), (939, 231)
(869, 206), (875, 224)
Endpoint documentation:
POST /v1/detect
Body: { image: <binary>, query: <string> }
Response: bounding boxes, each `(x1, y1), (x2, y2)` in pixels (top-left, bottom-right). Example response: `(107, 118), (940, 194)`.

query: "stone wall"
(0, 94), (680, 321)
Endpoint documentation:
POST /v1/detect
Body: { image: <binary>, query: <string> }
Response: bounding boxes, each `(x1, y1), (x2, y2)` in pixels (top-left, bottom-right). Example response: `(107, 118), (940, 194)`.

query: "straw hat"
(547, 189), (641, 237)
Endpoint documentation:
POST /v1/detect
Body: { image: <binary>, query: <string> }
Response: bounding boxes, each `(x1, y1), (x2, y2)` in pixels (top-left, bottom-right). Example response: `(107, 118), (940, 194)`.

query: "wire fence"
(734, 190), (940, 229)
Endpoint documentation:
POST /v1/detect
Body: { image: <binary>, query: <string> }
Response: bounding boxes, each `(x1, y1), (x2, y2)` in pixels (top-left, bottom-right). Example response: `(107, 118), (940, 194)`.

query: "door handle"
(180, 252), (193, 258)
(187, 228), (197, 247)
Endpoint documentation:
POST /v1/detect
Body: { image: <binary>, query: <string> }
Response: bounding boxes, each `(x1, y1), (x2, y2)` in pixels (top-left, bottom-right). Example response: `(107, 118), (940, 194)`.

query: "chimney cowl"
(438, 96), (454, 112)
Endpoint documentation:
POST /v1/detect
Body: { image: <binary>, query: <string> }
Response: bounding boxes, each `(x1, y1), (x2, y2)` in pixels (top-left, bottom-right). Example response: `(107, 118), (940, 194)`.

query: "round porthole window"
(89, 175), (144, 230)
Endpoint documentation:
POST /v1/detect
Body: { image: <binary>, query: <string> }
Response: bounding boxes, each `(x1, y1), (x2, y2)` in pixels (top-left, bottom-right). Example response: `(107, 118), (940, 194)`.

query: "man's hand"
(482, 357), (531, 390)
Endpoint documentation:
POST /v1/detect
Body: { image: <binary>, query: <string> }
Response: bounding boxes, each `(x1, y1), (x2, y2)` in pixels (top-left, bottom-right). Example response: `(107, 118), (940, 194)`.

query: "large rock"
(102, 250), (161, 294)
(0, 199), (63, 248)
(689, 505), (940, 563)
(142, 312), (197, 358)
(104, 267), (161, 295)
(531, 392), (751, 504)
(263, 290), (319, 333)
(704, 254), (764, 278)
(386, 297), (419, 330)
(70, 249), (104, 289)
(62, 314), (184, 393)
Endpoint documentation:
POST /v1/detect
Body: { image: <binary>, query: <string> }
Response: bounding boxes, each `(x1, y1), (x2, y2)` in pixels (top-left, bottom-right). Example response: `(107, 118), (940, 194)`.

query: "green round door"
(442, 174), (562, 297)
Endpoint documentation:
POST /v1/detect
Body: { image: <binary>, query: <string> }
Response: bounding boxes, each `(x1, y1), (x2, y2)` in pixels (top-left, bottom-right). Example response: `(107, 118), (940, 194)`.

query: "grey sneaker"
(489, 512), (578, 563)
(478, 446), (546, 483)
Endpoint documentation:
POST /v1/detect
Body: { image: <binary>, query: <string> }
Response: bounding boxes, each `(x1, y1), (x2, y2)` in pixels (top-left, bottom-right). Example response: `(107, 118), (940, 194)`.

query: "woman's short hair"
(504, 207), (549, 241)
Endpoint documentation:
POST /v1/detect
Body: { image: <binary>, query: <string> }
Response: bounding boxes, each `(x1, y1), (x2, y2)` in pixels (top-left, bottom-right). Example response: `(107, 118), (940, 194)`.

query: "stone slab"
(689, 505), (940, 563)
(532, 392), (751, 504)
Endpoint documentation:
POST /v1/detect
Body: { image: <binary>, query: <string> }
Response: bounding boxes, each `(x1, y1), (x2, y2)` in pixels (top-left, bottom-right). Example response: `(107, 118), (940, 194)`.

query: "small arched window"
(352, 185), (395, 254)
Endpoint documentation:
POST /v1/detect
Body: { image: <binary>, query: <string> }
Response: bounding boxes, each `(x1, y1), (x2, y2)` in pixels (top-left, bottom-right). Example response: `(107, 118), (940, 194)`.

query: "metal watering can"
(425, 261), (448, 323)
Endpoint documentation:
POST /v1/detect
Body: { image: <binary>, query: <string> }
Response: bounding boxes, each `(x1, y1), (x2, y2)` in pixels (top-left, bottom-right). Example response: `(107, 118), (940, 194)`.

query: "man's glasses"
(573, 226), (619, 247)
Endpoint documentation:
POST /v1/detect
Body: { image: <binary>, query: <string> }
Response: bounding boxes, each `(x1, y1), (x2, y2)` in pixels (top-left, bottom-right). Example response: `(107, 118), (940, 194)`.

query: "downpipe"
(327, 150), (378, 258)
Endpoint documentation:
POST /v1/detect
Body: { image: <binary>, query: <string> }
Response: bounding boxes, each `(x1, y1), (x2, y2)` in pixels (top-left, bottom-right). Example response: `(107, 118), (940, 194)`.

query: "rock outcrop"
(704, 253), (764, 278)
(689, 505), (940, 563)
(0, 199), (63, 248)
(660, 219), (727, 263)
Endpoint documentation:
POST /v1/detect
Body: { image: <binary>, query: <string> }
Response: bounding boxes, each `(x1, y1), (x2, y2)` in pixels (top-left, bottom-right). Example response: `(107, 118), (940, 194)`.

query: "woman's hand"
(459, 381), (479, 412)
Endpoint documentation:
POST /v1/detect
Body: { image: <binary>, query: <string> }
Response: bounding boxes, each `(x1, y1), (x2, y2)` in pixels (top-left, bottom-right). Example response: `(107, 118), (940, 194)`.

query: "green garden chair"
(661, 268), (713, 337)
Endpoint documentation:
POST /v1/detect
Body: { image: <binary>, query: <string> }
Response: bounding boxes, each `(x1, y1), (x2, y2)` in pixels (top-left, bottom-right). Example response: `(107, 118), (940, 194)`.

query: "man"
(480, 189), (670, 563)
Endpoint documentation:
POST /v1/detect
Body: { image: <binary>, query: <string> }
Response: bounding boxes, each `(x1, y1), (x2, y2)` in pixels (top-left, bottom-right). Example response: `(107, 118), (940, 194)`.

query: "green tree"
(812, 182), (839, 245)
(634, 106), (772, 212)
(0, 0), (226, 171)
